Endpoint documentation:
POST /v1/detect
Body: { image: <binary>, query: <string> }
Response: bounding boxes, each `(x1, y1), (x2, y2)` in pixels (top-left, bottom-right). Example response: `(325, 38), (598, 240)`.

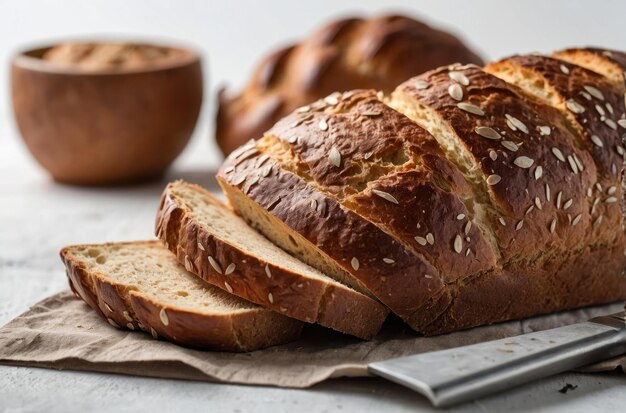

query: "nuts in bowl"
(11, 41), (203, 185)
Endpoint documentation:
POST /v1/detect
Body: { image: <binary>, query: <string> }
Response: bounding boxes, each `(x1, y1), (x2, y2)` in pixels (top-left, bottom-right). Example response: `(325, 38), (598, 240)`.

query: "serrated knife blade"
(368, 312), (626, 407)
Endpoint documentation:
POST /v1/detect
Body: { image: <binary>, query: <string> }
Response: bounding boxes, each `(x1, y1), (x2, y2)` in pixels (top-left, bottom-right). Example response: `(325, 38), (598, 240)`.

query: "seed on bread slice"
(156, 180), (389, 339)
(61, 241), (303, 352)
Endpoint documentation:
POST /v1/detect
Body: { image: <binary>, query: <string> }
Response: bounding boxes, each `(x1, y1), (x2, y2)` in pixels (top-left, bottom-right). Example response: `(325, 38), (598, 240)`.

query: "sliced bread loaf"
(155, 180), (389, 339)
(61, 241), (303, 352)
(217, 57), (626, 335)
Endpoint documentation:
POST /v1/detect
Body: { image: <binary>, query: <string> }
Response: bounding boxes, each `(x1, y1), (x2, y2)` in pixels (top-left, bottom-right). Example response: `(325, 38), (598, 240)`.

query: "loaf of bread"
(61, 241), (303, 351)
(218, 47), (626, 335)
(155, 181), (388, 339)
(216, 14), (483, 155)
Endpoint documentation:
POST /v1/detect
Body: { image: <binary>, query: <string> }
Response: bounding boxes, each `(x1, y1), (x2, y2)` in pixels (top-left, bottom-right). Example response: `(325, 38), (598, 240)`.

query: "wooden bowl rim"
(12, 40), (201, 76)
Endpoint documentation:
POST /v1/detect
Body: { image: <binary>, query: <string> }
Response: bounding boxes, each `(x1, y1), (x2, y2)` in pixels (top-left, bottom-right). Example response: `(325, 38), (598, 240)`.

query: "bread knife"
(368, 311), (626, 407)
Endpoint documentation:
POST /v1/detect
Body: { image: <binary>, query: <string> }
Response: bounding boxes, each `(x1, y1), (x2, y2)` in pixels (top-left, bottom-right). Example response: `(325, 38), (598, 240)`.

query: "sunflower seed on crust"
(552, 147), (565, 162)
(486, 174), (501, 185)
(453, 235), (463, 253)
(583, 85), (604, 101)
(426, 233), (435, 245)
(566, 99), (585, 114)
(351, 257), (360, 271)
(415, 236), (427, 246)
(501, 140), (519, 152)
(329, 147), (341, 167)
(475, 126), (501, 140)
(514, 156), (534, 168)
(208, 256), (223, 274)
(449, 71), (470, 86)
(604, 118), (618, 130)
(159, 309), (169, 326)
(590, 135), (604, 147)
(225, 263), (236, 275)
(372, 189), (399, 204)
(505, 114), (529, 134)
(458, 102), (485, 116)
(448, 84), (463, 101)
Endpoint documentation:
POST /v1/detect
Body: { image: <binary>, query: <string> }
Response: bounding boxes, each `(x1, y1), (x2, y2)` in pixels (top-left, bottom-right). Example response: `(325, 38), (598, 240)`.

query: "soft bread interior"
(387, 91), (502, 260)
(216, 176), (372, 296)
(68, 241), (257, 313)
(170, 182), (370, 294)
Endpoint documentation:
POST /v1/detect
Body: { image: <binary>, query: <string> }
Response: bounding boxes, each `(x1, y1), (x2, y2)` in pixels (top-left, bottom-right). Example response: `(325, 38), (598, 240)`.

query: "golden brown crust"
(422, 241), (626, 334)
(155, 182), (388, 339)
(219, 51), (626, 335)
(61, 241), (303, 352)
(394, 66), (599, 261)
(262, 90), (497, 281)
(485, 54), (626, 248)
(487, 55), (624, 182)
(217, 156), (447, 330)
(216, 14), (483, 155)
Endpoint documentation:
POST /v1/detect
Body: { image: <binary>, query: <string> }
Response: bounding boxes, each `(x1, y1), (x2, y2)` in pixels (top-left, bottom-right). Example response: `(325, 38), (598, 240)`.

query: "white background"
(2, 0), (626, 169)
(2, 1), (626, 411)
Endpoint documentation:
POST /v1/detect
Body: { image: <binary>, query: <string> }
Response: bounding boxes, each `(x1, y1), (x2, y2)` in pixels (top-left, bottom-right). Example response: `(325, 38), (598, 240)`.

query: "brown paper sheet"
(0, 291), (624, 387)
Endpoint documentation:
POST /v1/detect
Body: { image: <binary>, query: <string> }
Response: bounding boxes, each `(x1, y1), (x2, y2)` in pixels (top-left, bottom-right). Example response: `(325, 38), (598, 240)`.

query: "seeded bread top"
(391, 65), (610, 265)
(261, 90), (496, 281)
(485, 55), (626, 249)
(218, 47), (626, 334)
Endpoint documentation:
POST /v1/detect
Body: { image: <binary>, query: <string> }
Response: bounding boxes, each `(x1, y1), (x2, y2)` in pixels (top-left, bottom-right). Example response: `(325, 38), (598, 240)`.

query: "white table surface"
(2, 1), (626, 411)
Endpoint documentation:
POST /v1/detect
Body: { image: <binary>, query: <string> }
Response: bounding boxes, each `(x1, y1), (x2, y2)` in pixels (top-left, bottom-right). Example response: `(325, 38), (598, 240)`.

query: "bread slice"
(155, 180), (389, 339)
(61, 241), (303, 352)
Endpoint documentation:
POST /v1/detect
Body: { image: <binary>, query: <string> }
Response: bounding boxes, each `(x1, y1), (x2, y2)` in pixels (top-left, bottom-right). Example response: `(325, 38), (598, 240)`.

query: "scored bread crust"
(260, 91), (498, 281)
(484, 54), (626, 248)
(553, 48), (626, 87)
(155, 181), (389, 339)
(216, 14), (483, 155)
(218, 50), (626, 335)
(61, 241), (303, 352)
(218, 155), (450, 331)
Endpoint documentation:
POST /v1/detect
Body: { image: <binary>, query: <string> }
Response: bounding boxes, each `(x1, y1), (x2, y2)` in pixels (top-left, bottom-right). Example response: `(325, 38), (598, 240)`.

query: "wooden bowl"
(11, 42), (203, 185)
